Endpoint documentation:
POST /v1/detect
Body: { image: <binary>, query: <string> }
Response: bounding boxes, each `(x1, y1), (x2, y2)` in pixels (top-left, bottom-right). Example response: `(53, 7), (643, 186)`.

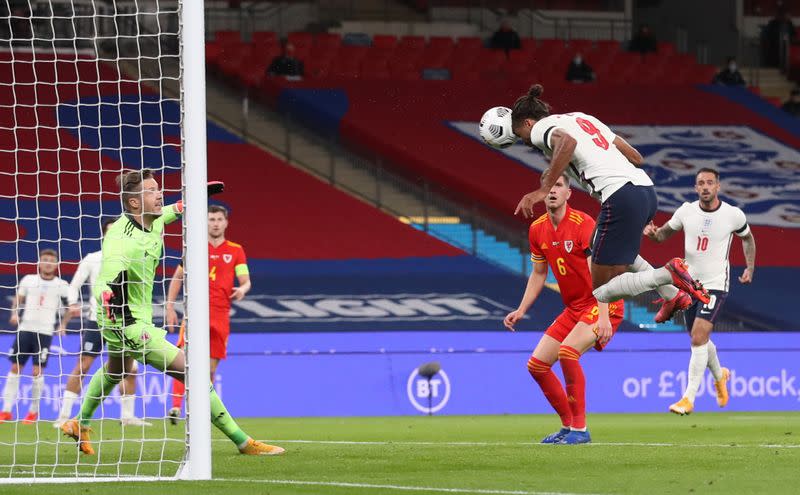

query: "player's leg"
(118, 361), (151, 426)
(528, 312), (573, 443)
(1, 334), (25, 422)
(168, 320), (186, 424)
(671, 292), (729, 415)
(590, 185), (709, 304)
(57, 328), (101, 426)
(628, 255), (691, 322)
(210, 358), (220, 382)
(146, 325), (284, 455)
(557, 302), (624, 445)
(24, 334), (51, 424)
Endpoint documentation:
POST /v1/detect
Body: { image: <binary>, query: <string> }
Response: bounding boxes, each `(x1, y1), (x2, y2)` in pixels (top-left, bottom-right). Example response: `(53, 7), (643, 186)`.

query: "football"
(479, 106), (517, 149)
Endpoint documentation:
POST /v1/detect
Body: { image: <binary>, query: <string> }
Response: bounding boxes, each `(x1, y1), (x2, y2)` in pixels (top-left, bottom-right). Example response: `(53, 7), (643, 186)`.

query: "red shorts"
(176, 316), (230, 360)
(544, 300), (624, 351)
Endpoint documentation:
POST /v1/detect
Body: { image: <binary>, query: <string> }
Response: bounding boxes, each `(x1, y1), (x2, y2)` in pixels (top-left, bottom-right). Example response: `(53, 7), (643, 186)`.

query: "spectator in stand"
(712, 57), (746, 87)
(267, 43), (304, 78)
(781, 87), (800, 116)
(489, 19), (521, 55)
(762, 5), (796, 68)
(628, 24), (657, 55)
(565, 53), (596, 83)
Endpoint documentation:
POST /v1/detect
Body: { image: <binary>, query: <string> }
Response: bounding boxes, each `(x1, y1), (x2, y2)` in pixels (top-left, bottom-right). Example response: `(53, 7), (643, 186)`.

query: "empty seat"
(398, 35), (426, 50)
(372, 34), (398, 49)
(287, 32), (313, 48)
(251, 31), (277, 47)
(456, 36), (483, 51)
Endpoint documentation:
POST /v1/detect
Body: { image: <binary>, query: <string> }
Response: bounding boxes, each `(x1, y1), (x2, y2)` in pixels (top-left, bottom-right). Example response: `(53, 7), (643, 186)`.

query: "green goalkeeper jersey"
(93, 205), (180, 327)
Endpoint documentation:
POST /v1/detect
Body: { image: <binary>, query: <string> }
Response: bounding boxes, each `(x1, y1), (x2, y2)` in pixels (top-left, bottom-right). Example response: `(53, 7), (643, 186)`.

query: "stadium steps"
(744, 66), (796, 100)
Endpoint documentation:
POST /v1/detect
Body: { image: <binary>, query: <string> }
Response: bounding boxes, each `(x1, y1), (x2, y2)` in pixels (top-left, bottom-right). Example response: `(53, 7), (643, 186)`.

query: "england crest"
(564, 240), (573, 253)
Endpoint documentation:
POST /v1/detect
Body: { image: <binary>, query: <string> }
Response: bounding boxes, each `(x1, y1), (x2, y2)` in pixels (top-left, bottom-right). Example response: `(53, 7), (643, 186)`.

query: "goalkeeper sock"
(2, 372), (20, 413)
(29, 375), (44, 414)
(684, 343), (709, 402)
(628, 255), (679, 300)
(209, 385), (249, 448)
(706, 340), (724, 381)
(558, 345), (587, 429)
(171, 377), (185, 410)
(78, 366), (122, 426)
(527, 356), (572, 428)
(59, 390), (79, 419)
(120, 394), (135, 420)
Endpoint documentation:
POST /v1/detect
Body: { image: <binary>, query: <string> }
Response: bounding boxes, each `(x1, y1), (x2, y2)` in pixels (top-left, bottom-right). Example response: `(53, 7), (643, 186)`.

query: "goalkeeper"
(61, 169), (284, 456)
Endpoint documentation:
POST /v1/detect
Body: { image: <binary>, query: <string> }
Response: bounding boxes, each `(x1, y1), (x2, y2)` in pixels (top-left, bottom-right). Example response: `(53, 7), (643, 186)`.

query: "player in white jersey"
(1, 249), (73, 424)
(644, 168), (756, 415)
(509, 84), (707, 336)
(55, 219), (150, 427)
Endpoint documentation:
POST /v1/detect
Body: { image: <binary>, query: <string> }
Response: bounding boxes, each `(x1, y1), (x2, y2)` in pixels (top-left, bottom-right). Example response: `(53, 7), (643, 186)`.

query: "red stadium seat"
(315, 32), (342, 49)
(287, 32), (313, 49)
(521, 38), (538, 52)
(214, 30), (241, 45)
(251, 31), (277, 47)
(398, 35), (426, 50)
(456, 36), (483, 52)
(428, 36), (455, 52)
(372, 34), (398, 49)
(567, 39), (594, 55)
(657, 42), (677, 56)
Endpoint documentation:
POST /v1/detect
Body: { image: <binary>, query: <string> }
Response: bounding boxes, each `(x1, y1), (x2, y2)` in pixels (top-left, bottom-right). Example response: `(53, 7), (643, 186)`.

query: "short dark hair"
(559, 173), (570, 187)
(696, 168), (720, 180)
(39, 248), (58, 260)
(116, 169), (155, 212)
(511, 84), (551, 128)
(208, 204), (229, 218)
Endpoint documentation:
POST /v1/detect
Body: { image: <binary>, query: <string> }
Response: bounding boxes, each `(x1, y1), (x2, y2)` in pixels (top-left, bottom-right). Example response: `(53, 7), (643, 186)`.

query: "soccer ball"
(479, 106), (517, 149)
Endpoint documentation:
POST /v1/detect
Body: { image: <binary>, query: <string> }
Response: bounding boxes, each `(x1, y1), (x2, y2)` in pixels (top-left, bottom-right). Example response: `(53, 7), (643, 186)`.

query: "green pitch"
(0, 413), (798, 494)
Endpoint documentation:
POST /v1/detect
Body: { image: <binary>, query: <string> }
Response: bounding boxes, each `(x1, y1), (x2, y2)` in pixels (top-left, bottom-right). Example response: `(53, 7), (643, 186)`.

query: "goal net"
(0, 0), (210, 482)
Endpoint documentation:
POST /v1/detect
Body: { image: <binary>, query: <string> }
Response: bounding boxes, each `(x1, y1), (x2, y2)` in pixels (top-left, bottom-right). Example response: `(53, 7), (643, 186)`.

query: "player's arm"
(643, 222), (677, 243)
(57, 287), (76, 336)
(230, 250), (251, 301)
(504, 261), (548, 331)
(515, 129), (577, 218)
(9, 294), (23, 326)
(168, 181), (226, 225)
(738, 231), (756, 284)
(165, 264), (185, 331)
(93, 235), (131, 323)
(66, 258), (90, 317)
(613, 136), (643, 167)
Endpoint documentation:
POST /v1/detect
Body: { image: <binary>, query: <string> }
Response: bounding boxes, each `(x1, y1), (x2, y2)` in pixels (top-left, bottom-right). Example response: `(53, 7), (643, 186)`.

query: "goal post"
(0, 0), (211, 482)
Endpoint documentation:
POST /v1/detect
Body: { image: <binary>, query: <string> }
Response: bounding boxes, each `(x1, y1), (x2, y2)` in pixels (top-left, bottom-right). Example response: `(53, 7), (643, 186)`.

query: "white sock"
(706, 340), (723, 381)
(593, 267), (673, 302)
(2, 372), (20, 413)
(570, 426), (587, 432)
(59, 390), (79, 419)
(684, 343), (709, 402)
(628, 256), (679, 300)
(29, 375), (44, 414)
(120, 394), (135, 420)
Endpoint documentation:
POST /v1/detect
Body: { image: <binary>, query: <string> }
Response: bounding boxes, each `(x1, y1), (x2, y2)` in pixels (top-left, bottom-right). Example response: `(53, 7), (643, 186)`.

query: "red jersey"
(208, 240), (248, 313)
(529, 205), (596, 310)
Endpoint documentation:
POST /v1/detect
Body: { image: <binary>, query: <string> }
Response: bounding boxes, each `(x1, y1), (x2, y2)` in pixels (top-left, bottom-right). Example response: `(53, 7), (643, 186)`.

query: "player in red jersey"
(165, 205), (251, 423)
(504, 174), (624, 444)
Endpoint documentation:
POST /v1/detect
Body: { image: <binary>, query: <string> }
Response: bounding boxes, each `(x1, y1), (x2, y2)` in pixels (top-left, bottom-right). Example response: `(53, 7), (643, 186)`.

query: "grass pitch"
(0, 413), (798, 494)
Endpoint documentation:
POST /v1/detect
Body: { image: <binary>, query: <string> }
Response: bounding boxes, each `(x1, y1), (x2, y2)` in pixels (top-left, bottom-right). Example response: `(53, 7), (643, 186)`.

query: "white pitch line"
(217, 478), (610, 495)
(236, 439), (800, 449)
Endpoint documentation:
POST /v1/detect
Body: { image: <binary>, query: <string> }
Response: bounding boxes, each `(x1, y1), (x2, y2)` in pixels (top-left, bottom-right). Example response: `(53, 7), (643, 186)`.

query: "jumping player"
(644, 168), (756, 415)
(1, 249), (73, 424)
(56, 218), (150, 428)
(509, 84), (707, 319)
(60, 169), (282, 456)
(165, 204), (251, 424)
(504, 174), (624, 444)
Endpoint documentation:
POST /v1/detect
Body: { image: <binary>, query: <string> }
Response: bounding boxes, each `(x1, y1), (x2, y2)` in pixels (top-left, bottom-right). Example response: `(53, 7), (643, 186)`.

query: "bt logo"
(406, 366), (451, 414)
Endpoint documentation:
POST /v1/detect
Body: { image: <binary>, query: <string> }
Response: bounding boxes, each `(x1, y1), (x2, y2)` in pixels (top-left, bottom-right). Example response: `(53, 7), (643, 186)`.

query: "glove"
(208, 181), (225, 197)
(101, 290), (116, 323)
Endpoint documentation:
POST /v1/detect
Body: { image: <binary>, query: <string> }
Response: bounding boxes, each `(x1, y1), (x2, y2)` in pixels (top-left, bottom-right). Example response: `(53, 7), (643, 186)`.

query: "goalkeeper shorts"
(102, 322), (180, 371)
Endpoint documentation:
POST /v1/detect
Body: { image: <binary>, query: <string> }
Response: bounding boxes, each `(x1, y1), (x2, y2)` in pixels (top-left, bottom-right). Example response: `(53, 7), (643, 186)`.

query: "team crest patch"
(223, 254), (233, 263)
(564, 241), (573, 253)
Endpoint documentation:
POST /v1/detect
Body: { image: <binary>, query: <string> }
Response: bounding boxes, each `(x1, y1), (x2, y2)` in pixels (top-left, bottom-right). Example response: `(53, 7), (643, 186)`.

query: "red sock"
(527, 356), (572, 427)
(171, 378), (185, 410)
(558, 345), (586, 429)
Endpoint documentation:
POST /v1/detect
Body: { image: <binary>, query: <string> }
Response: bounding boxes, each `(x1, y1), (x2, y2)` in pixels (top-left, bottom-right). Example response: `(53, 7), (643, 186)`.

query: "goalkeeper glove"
(101, 290), (116, 323)
(175, 181), (225, 213)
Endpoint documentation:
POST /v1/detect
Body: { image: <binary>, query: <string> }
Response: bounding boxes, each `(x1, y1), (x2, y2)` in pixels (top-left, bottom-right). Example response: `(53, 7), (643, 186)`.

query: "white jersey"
(667, 200), (750, 292)
(530, 112), (653, 202)
(16, 274), (70, 335)
(67, 250), (102, 322)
